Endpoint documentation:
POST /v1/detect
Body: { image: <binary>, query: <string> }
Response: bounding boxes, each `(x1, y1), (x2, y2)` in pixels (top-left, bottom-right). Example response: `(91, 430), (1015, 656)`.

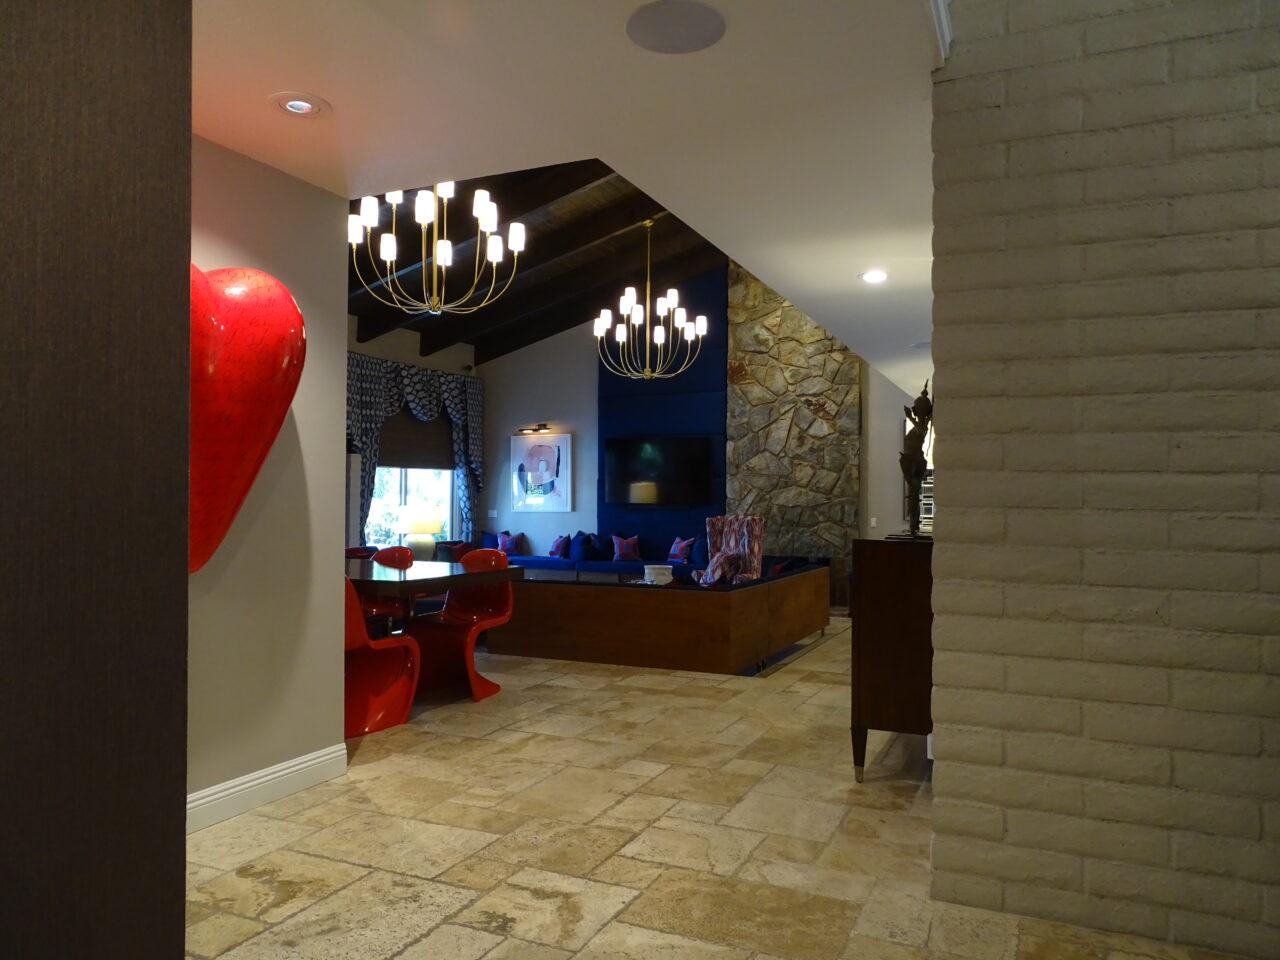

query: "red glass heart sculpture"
(189, 264), (306, 573)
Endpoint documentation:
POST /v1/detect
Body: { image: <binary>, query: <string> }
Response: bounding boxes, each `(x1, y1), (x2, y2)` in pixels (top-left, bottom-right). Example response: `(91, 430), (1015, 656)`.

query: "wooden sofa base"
(486, 567), (830, 674)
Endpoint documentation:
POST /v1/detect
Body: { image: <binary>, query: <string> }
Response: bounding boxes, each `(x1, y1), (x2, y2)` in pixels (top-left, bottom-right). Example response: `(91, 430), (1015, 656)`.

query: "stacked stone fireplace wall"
(725, 262), (861, 560)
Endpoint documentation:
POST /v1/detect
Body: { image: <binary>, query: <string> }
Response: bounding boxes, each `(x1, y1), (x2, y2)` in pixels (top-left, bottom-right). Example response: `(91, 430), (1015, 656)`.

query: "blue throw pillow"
(668, 536), (695, 562)
(590, 532), (610, 557)
(569, 531), (596, 561)
(481, 530), (499, 549)
(692, 536), (710, 567)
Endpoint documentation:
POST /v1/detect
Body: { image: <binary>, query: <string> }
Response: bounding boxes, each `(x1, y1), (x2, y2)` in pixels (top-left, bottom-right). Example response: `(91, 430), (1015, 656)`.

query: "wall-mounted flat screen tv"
(604, 435), (712, 507)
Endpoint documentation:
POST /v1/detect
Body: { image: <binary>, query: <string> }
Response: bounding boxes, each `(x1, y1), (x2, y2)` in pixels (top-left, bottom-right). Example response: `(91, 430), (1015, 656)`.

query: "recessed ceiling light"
(860, 269), (888, 284)
(269, 91), (332, 117)
(626, 1), (725, 54)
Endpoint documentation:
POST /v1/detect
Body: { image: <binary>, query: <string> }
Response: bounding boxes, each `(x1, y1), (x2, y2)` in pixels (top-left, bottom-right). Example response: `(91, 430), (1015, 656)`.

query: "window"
(365, 466), (454, 547)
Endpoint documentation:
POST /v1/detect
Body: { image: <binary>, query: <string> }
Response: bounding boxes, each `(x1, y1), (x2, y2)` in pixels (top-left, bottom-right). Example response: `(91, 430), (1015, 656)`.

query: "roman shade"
(377, 408), (453, 470)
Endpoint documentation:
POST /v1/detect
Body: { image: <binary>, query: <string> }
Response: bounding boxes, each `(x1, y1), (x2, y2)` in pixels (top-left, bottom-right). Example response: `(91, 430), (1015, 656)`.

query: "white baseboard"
(186, 743), (347, 833)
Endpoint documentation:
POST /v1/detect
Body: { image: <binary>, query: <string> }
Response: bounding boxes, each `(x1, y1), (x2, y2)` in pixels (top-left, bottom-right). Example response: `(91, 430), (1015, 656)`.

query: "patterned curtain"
(345, 352), (485, 544)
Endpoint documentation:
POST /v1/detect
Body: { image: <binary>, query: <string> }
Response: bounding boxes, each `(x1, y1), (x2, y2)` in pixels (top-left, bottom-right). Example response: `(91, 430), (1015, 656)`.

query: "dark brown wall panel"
(0, 2), (190, 955)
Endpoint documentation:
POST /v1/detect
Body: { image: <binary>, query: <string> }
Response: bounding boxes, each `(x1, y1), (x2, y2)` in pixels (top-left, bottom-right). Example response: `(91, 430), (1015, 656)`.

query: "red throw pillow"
(612, 534), (640, 561)
(549, 534), (570, 557)
(497, 531), (523, 555)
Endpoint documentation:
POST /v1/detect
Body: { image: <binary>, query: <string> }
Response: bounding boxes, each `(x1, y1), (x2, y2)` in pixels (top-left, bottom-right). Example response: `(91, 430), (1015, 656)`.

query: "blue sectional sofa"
(503, 554), (700, 581)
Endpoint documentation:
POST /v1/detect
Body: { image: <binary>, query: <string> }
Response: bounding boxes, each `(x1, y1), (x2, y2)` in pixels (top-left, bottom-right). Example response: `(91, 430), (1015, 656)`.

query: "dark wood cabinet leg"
(852, 725), (868, 783)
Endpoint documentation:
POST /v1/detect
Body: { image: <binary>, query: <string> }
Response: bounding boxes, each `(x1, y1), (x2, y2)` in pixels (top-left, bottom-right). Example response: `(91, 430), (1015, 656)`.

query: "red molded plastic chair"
(371, 545), (414, 568)
(403, 548), (512, 702)
(343, 577), (421, 738)
(361, 545), (417, 623)
(345, 546), (378, 559)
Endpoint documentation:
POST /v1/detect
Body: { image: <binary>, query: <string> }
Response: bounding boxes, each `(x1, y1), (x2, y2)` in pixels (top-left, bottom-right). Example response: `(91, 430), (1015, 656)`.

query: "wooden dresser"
(849, 538), (934, 781)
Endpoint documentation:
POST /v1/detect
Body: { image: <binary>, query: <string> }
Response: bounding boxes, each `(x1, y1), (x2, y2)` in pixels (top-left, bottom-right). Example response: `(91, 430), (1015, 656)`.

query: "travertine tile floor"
(186, 619), (1236, 960)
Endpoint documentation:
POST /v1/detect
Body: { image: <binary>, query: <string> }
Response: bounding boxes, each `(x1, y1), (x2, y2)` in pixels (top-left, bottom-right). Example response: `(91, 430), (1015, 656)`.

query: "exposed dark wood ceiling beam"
(418, 218), (706, 357)
(470, 243), (728, 365)
(350, 159), (612, 340)
(411, 200), (670, 356)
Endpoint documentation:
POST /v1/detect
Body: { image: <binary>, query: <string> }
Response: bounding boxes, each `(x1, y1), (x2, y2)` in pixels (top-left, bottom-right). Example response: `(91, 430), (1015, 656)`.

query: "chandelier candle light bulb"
(592, 219), (707, 380)
(348, 177), (525, 316)
(414, 190), (434, 224)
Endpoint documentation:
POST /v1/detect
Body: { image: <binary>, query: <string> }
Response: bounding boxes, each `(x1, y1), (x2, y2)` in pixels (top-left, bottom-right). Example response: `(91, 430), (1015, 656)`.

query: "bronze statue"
(899, 381), (933, 536)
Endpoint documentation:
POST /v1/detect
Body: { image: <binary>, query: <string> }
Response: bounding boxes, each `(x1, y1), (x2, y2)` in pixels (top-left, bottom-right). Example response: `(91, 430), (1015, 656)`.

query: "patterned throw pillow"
(612, 535), (640, 561)
(497, 531), (523, 555)
(667, 536), (695, 562)
(549, 534), (570, 557)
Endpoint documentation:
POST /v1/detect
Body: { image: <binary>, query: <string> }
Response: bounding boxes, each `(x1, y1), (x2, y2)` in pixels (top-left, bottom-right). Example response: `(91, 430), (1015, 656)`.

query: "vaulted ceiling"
(194, 0), (940, 391)
(348, 159), (727, 363)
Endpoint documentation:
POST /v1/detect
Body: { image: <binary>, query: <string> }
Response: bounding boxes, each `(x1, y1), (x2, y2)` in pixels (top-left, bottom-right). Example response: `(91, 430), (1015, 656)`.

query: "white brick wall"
(931, 3), (1279, 956)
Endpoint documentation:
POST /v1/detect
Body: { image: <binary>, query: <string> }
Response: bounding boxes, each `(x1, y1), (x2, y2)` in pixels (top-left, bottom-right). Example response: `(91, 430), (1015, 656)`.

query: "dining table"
(345, 559), (525, 611)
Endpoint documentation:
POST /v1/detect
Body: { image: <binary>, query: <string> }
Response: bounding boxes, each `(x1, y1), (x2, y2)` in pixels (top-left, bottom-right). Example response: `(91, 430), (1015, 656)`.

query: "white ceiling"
(193, 0), (938, 392)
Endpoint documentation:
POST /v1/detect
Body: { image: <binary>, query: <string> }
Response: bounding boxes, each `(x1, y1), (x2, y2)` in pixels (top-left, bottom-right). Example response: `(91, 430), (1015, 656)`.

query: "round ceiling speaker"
(626, 1), (726, 54)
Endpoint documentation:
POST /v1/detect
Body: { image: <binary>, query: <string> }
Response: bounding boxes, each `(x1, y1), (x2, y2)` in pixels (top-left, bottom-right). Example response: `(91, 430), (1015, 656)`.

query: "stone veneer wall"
(725, 261), (860, 558)
(931, 3), (1278, 957)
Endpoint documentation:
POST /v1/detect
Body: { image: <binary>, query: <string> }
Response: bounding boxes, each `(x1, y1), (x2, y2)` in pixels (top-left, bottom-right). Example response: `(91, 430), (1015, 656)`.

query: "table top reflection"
(345, 559), (525, 589)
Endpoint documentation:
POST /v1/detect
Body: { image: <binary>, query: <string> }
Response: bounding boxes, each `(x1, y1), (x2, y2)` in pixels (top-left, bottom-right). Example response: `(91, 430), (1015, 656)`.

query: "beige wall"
(930, 4), (1278, 956)
(478, 323), (599, 554)
(859, 362), (915, 540)
(188, 137), (347, 793)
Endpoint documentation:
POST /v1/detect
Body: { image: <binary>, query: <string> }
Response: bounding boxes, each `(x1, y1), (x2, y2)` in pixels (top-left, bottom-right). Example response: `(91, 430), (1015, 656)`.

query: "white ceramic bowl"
(644, 564), (673, 584)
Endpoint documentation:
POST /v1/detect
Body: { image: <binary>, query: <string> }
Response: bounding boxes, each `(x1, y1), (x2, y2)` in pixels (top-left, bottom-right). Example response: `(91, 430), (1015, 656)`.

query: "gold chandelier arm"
(383, 261), (420, 312)
(471, 225), (486, 288)
(669, 335), (704, 377)
(441, 225), (486, 309)
(427, 224), (437, 305)
(440, 263), (499, 314)
(386, 263), (427, 310)
(352, 244), (415, 310)
(597, 337), (630, 377)
(624, 322), (643, 375)
(475, 253), (519, 307)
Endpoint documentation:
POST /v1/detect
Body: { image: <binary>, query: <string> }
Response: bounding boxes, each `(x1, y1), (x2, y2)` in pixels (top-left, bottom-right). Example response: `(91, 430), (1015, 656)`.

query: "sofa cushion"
(507, 555), (576, 571)
(481, 530), (500, 549)
(497, 531), (524, 554)
(549, 534), (570, 557)
(590, 532), (610, 557)
(575, 559), (646, 575)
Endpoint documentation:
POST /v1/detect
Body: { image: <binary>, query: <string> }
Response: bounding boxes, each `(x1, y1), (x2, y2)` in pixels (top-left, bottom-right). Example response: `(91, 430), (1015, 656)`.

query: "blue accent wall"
(597, 265), (728, 559)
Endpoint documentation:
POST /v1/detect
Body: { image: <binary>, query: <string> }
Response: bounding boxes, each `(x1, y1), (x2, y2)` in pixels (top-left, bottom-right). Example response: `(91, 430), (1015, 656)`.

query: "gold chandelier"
(593, 220), (707, 379)
(347, 183), (526, 316)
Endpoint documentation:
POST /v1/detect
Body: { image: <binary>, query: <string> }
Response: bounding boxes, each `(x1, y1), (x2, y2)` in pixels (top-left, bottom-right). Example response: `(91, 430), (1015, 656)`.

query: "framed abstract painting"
(511, 433), (572, 512)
